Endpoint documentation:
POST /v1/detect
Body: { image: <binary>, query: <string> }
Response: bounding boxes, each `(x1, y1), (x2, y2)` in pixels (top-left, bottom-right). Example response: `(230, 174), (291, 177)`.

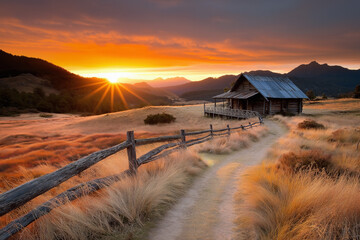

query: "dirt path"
(148, 120), (286, 240)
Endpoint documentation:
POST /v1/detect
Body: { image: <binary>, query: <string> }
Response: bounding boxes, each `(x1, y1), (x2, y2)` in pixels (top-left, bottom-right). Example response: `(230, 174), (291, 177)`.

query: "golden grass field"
(2, 99), (359, 239)
(0, 104), (252, 185)
(235, 98), (360, 239)
(0, 104), (267, 239)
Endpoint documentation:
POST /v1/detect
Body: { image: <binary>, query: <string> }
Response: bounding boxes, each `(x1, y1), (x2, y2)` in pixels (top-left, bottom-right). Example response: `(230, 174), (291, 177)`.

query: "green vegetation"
(144, 113), (176, 125)
(0, 87), (83, 115)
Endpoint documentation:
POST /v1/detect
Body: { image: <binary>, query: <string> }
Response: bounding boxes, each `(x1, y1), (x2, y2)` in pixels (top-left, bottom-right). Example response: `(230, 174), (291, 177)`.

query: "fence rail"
(0, 119), (263, 240)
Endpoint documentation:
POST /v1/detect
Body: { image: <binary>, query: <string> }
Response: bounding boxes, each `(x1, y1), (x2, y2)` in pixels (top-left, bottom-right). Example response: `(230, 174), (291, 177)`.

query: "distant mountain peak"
(309, 60), (320, 66)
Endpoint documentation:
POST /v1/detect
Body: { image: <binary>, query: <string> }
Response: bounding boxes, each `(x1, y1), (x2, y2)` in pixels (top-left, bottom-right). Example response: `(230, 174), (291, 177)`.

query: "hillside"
(167, 62), (360, 100)
(0, 50), (92, 90)
(164, 75), (239, 101)
(145, 77), (190, 88)
(0, 73), (59, 95)
(0, 50), (174, 114)
(288, 61), (360, 96)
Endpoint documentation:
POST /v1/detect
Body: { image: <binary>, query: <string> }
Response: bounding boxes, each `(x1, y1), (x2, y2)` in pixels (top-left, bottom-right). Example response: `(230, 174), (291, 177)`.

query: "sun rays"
(81, 79), (151, 113)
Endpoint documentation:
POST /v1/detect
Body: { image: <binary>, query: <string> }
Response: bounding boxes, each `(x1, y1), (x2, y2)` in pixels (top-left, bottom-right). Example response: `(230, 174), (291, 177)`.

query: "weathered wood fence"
(0, 119), (263, 239)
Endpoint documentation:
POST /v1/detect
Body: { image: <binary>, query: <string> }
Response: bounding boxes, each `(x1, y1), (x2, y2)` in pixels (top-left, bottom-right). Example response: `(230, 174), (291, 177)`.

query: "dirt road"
(148, 120), (286, 240)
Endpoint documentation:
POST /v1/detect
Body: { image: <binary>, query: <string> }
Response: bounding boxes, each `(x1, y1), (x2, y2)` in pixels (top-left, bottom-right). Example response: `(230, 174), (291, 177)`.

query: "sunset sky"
(1, 0), (359, 82)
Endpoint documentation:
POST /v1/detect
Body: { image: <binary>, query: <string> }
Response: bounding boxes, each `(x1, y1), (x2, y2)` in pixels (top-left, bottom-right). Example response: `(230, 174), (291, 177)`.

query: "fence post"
(258, 116), (263, 124)
(127, 131), (138, 174)
(227, 124), (230, 136)
(203, 103), (206, 116)
(180, 129), (186, 149)
(241, 125), (245, 130)
(249, 122), (252, 128)
(210, 124), (213, 137)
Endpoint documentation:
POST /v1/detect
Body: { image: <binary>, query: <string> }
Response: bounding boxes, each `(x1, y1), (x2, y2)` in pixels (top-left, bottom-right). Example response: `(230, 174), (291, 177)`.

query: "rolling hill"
(0, 50), (175, 114)
(167, 62), (360, 100)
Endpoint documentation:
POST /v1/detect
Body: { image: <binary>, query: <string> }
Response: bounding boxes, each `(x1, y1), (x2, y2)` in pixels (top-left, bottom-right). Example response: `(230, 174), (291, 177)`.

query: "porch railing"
(204, 105), (261, 119)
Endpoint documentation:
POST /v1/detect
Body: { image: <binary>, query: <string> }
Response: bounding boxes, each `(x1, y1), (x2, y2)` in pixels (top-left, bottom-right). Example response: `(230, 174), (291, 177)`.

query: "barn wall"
(230, 96), (303, 115)
(269, 98), (301, 115)
(269, 99), (281, 114)
(287, 99), (300, 114)
(233, 79), (256, 91)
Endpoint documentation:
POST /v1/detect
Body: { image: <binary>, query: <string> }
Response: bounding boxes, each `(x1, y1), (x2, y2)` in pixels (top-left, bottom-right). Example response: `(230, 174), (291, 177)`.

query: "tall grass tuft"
(18, 150), (207, 240)
(235, 113), (360, 240)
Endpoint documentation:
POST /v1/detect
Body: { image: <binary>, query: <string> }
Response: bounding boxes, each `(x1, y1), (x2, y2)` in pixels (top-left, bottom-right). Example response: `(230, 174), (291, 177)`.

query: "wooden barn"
(211, 74), (308, 116)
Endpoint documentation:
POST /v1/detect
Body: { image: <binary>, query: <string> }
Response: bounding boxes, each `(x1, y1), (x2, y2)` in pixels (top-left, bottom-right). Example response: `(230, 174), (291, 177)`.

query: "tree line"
(0, 87), (123, 116)
(306, 85), (360, 100)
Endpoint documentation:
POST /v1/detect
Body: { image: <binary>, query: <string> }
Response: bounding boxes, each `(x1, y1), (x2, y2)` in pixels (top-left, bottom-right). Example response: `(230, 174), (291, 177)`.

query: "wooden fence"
(0, 119), (263, 239)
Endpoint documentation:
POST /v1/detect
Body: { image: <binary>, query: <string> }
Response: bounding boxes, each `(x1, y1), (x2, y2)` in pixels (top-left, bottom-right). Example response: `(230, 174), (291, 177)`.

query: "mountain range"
(164, 61), (360, 101)
(123, 77), (190, 88)
(0, 50), (177, 114)
(1, 49), (359, 113)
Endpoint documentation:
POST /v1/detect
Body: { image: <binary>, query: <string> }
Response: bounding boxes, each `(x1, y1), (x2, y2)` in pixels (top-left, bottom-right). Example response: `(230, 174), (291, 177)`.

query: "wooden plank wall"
(269, 99), (300, 115)
(287, 99), (300, 114)
(270, 99), (281, 114)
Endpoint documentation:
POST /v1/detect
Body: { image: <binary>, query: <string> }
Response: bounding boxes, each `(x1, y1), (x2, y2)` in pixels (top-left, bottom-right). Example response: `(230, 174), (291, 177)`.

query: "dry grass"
(235, 112), (360, 240)
(0, 104), (266, 239)
(0, 105), (255, 184)
(196, 125), (269, 154)
(304, 98), (360, 114)
(17, 150), (207, 240)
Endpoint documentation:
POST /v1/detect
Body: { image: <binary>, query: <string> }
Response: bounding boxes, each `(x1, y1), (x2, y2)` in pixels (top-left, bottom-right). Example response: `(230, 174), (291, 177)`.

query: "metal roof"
(213, 90), (259, 99)
(230, 74), (308, 100)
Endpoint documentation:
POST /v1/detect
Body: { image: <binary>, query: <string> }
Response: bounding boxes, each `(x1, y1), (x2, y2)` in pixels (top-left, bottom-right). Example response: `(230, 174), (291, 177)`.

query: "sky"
(0, 0), (359, 82)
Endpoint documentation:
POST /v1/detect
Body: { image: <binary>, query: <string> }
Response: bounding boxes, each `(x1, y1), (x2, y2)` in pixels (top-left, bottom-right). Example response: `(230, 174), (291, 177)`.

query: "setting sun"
(76, 70), (136, 84)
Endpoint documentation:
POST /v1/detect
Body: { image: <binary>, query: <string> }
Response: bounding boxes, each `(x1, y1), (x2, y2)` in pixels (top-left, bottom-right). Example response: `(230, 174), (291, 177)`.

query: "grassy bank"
(235, 112), (360, 239)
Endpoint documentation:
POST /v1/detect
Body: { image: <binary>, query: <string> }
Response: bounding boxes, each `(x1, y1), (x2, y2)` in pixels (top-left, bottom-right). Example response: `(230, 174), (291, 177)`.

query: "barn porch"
(203, 103), (261, 119)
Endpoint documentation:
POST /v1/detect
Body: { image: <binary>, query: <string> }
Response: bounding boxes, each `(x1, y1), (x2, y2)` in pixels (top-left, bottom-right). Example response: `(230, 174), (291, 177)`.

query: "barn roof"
(230, 74), (308, 100)
(213, 90), (259, 99)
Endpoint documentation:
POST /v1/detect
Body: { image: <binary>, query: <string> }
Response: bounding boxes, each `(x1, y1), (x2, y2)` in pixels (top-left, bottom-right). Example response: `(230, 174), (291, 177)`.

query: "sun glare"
(76, 70), (136, 84)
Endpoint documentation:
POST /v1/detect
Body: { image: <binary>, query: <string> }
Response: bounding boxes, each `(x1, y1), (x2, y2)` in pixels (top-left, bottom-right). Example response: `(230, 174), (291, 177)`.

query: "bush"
(144, 113), (176, 125)
(39, 113), (53, 118)
(278, 149), (332, 173)
(306, 90), (316, 100)
(297, 120), (325, 129)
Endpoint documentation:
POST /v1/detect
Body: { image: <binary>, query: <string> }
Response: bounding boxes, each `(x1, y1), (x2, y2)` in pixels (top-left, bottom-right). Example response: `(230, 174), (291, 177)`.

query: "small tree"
(306, 90), (316, 100)
(322, 93), (328, 100)
(354, 85), (360, 98)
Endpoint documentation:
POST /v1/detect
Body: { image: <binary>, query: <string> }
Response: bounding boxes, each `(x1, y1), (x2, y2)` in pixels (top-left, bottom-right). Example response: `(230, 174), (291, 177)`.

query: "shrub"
(39, 113), (53, 118)
(306, 90), (316, 100)
(278, 149), (332, 173)
(328, 128), (360, 144)
(144, 113), (176, 125)
(297, 120), (325, 129)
